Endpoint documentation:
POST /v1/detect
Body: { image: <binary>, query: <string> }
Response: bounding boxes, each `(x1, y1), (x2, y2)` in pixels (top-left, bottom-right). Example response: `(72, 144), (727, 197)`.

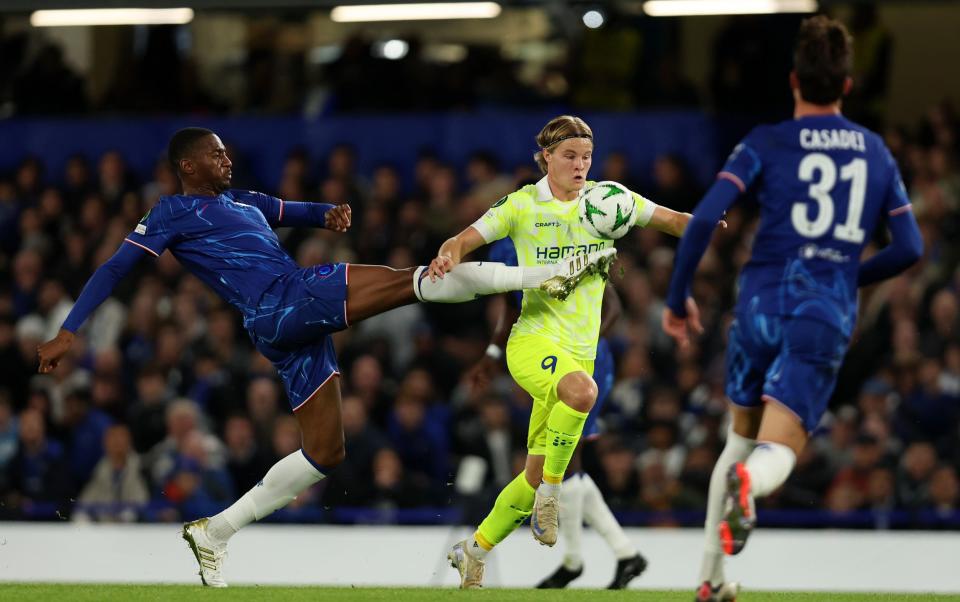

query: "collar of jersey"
(535, 176), (587, 204)
(534, 176), (553, 202)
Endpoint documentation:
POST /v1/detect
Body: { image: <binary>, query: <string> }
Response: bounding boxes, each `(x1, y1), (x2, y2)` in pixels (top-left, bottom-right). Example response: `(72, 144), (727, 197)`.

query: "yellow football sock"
(543, 402), (589, 483)
(476, 471), (536, 547)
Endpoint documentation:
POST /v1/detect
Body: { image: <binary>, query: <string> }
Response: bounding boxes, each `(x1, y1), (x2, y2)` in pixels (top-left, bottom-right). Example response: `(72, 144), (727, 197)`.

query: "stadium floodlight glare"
(642, 0), (817, 16)
(582, 10), (605, 28)
(330, 2), (501, 22)
(30, 8), (194, 27)
(381, 40), (410, 60)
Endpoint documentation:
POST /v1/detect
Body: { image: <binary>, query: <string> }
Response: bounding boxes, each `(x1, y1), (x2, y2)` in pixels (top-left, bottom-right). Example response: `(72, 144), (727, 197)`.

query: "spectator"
(62, 387), (113, 486)
(323, 395), (386, 507)
(371, 447), (428, 509)
(596, 441), (640, 511)
(145, 398), (225, 489)
(897, 442), (938, 509)
(160, 430), (234, 521)
(2, 408), (72, 519)
(0, 393), (19, 474)
(223, 414), (272, 494)
(128, 364), (173, 453)
(387, 394), (449, 490)
(74, 425), (150, 522)
(928, 465), (959, 515)
(246, 377), (282, 450)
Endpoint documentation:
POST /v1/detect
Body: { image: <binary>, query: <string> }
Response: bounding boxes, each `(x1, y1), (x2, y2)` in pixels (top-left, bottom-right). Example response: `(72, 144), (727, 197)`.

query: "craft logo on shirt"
(135, 207), (151, 234)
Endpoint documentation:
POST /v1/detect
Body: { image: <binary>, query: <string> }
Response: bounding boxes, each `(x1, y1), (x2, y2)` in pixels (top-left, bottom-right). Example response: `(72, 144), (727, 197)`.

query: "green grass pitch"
(2, 585), (959, 602)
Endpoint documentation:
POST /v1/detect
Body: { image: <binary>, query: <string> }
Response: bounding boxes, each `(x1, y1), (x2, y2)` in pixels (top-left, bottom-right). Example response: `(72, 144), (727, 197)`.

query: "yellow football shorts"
(506, 332), (595, 455)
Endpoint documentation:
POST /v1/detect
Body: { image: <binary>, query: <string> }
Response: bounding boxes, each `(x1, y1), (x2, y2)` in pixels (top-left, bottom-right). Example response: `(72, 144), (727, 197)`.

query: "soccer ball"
(578, 180), (636, 239)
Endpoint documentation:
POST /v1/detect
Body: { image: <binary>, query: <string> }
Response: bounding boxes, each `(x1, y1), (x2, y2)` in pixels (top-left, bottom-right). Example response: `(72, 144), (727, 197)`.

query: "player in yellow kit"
(428, 115), (692, 589)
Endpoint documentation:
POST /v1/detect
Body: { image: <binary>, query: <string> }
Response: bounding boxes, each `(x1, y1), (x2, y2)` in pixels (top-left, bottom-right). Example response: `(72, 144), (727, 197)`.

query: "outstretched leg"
(344, 262), (549, 323)
(344, 264), (418, 324)
(345, 248), (617, 324)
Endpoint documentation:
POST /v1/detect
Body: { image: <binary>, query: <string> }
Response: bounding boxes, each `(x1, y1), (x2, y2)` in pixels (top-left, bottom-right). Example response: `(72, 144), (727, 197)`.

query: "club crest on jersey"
(135, 207), (152, 234)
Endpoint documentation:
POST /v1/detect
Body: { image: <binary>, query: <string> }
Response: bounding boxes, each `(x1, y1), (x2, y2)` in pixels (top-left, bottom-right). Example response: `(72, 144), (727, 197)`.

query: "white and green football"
(577, 180), (636, 239)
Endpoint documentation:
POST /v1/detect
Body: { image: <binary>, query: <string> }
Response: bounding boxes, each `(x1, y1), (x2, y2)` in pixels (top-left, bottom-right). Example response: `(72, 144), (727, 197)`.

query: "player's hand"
(325, 204), (351, 232)
(661, 298), (704, 348)
(466, 355), (499, 391)
(37, 329), (75, 374)
(428, 254), (456, 281)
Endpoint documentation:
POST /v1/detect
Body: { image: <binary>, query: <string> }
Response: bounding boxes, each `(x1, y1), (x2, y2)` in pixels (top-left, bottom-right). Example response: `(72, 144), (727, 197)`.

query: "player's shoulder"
(843, 119), (893, 159)
(742, 122), (778, 145)
(491, 185), (536, 211)
(155, 193), (216, 216)
(225, 189), (271, 205)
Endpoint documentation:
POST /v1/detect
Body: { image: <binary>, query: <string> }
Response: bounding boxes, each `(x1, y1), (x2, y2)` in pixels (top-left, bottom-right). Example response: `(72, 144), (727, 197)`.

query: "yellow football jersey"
(471, 177), (656, 360)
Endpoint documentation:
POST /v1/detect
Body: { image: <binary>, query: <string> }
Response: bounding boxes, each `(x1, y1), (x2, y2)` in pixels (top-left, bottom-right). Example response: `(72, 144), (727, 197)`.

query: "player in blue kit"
(660, 17), (923, 602)
(35, 128), (615, 588)
(469, 237), (647, 589)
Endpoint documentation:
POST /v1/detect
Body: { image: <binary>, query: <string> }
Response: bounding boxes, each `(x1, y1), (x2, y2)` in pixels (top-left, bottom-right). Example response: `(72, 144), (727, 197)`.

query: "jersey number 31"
(792, 153), (867, 244)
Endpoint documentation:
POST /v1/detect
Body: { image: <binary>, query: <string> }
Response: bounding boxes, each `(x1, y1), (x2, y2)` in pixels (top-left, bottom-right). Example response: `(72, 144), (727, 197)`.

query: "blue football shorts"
(246, 263), (350, 411)
(725, 312), (849, 432)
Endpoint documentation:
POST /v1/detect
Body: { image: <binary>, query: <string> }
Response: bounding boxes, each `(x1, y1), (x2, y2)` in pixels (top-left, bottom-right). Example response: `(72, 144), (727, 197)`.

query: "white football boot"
(182, 517), (228, 587)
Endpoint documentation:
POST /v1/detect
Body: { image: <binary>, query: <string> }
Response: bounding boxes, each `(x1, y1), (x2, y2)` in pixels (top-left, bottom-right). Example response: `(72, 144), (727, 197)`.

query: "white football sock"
(580, 473), (635, 560)
(745, 442), (796, 497)
(559, 474), (586, 571)
(699, 428), (754, 585)
(466, 534), (489, 560)
(537, 480), (561, 498)
(413, 262), (556, 303)
(207, 450), (325, 544)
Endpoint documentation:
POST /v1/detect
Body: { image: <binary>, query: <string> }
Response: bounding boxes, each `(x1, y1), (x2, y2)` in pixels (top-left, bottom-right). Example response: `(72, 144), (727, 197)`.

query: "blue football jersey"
(721, 114), (911, 336)
(124, 189), (298, 318)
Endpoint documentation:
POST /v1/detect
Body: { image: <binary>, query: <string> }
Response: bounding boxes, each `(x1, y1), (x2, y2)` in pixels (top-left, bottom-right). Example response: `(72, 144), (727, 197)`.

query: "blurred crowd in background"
(0, 95), (957, 528)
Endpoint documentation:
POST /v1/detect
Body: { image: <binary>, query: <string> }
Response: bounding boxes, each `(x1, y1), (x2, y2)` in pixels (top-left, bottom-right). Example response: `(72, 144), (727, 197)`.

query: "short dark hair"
(794, 16), (853, 105)
(167, 127), (214, 172)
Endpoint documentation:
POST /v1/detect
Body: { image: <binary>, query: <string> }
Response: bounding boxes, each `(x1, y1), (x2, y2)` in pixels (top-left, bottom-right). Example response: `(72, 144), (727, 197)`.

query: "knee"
(302, 439), (346, 471)
(558, 375), (597, 413)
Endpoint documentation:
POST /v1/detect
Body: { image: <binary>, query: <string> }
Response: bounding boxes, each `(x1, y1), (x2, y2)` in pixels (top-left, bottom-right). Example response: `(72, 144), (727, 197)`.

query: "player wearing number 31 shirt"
(661, 16), (923, 602)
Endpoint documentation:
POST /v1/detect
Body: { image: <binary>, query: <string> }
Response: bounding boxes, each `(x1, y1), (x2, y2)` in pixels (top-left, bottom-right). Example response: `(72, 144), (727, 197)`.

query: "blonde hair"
(533, 115), (594, 174)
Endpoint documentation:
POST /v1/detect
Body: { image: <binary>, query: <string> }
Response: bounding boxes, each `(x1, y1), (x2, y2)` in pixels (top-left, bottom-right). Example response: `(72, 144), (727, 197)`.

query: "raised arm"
(38, 242), (148, 373)
(233, 190), (351, 232)
(646, 206), (693, 238)
(626, 189), (694, 238)
(661, 177), (741, 347)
